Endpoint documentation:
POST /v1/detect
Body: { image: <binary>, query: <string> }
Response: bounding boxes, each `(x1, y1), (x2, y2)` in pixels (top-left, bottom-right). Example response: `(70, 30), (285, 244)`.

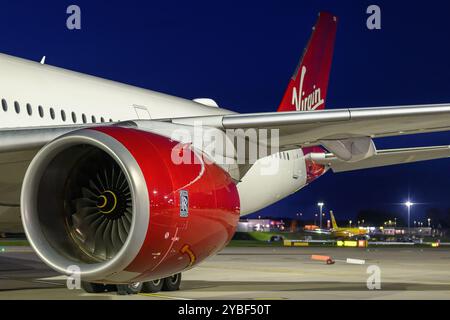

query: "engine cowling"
(21, 127), (240, 283)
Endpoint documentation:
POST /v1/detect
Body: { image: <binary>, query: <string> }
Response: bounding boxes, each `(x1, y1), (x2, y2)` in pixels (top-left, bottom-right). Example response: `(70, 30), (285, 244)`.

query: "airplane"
(2, 11), (450, 295)
(329, 211), (369, 239)
(302, 210), (368, 239)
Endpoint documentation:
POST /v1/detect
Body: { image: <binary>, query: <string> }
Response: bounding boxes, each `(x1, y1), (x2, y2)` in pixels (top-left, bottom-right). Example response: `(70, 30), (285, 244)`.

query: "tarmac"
(0, 246), (449, 300)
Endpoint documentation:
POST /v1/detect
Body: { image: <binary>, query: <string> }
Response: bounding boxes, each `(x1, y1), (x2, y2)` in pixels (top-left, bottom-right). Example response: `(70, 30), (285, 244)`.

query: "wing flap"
(311, 145), (450, 172)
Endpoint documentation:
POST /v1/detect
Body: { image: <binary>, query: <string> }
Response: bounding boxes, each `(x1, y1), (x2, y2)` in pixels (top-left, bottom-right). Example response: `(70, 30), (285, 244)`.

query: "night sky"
(1, 1), (450, 223)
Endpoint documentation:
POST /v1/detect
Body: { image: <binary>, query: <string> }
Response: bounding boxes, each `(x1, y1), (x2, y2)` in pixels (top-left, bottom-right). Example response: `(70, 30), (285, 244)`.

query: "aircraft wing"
(172, 103), (450, 164)
(310, 145), (450, 172)
(173, 103), (450, 148)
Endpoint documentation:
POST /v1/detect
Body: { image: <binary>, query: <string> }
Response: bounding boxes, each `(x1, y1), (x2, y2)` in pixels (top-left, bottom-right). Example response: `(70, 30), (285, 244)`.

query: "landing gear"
(81, 281), (110, 293)
(142, 279), (164, 293)
(81, 273), (182, 295)
(116, 282), (143, 295)
(162, 273), (182, 291)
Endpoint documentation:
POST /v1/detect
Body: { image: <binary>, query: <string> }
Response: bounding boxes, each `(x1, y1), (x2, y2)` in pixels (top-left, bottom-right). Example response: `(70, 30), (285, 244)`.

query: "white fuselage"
(0, 53), (310, 231)
(0, 53), (231, 127)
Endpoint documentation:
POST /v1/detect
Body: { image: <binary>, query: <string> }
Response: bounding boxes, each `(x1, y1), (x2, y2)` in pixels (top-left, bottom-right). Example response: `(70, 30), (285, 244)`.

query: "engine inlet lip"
(20, 129), (150, 282)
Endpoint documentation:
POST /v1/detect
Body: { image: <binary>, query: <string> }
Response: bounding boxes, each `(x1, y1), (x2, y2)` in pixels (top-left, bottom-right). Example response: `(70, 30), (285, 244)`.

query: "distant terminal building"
(237, 219), (285, 233)
(381, 227), (432, 236)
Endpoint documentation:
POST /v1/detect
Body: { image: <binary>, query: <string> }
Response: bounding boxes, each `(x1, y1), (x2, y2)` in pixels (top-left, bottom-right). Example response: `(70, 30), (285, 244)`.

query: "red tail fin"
(278, 12), (338, 112)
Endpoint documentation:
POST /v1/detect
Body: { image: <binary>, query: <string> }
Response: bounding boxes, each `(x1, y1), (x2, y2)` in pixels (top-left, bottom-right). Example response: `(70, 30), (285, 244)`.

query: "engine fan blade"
(93, 219), (109, 260)
(111, 220), (124, 250)
(117, 219), (128, 243)
(68, 159), (133, 262)
(81, 187), (99, 199)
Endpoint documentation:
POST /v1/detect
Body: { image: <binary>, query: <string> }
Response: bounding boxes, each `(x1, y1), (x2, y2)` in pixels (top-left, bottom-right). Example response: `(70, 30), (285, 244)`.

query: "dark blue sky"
(1, 1), (450, 222)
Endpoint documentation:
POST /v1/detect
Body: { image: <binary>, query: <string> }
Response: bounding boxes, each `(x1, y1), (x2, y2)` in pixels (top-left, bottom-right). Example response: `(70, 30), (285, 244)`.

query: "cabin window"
(14, 101), (20, 114)
(71, 112), (77, 123)
(100, 117), (105, 123)
(27, 103), (32, 116)
(109, 119), (113, 122)
(92, 116), (96, 123)
(38, 106), (44, 118)
(82, 114), (87, 124)
(50, 108), (55, 119)
(287, 153), (290, 160)
(1, 99), (7, 111)
(61, 110), (66, 122)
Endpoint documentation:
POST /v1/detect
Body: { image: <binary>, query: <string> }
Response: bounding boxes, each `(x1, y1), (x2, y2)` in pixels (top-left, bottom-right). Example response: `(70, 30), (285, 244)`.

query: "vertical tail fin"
(278, 12), (338, 112)
(330, 210), (338, 229)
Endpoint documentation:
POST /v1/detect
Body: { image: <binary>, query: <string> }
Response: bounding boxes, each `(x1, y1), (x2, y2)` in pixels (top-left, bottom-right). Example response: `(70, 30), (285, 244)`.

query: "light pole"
(404, 201), (414, 234)
(317, 202), (324, 229)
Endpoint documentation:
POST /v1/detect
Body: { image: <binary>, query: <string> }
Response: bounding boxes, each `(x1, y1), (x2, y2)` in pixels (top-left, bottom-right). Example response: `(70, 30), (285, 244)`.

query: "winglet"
(40, 56), (46, 65)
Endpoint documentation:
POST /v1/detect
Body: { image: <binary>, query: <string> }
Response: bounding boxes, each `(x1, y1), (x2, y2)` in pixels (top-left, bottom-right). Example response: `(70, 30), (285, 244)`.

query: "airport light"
(428, 218), (431, 227)
(404, 201), (414, 234)
(317, 202), (324, 229)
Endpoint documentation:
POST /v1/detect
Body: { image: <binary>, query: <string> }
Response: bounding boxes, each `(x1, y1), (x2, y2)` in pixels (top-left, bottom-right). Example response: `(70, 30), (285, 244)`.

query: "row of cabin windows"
(1, 99), (114, 124)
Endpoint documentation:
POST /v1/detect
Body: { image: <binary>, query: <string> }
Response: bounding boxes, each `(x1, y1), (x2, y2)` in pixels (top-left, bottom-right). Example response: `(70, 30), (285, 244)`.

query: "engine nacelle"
(21, 127), (240, 283)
